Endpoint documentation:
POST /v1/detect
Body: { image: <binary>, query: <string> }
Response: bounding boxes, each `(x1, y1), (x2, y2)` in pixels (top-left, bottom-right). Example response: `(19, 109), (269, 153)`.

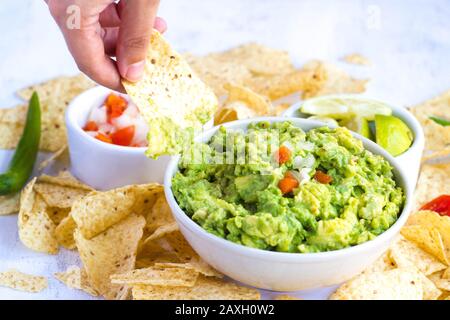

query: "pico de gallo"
(83, 93), (148, 147)
(420, 195), (450, 217)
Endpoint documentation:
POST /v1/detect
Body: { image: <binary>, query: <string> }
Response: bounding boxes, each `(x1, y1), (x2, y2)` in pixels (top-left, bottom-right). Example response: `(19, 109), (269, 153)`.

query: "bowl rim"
(281, 94), (425, 158)
(164, 116), (413, 263)
(65, 85), (148, 154)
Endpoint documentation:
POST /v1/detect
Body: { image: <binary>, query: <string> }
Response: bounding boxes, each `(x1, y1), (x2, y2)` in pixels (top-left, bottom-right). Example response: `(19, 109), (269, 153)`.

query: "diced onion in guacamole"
(172, 121), (404, 253)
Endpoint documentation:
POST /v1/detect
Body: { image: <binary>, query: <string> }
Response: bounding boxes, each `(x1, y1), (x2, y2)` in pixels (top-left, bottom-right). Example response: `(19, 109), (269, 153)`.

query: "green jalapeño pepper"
(0, 92), (41, 195)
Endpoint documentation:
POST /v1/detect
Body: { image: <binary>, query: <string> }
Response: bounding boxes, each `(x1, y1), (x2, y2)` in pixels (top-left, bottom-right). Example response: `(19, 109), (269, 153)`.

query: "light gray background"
(0, 0), (449, 299)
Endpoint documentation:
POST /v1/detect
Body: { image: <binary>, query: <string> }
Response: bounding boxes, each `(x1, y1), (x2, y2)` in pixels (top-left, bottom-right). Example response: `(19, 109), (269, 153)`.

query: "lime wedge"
(375, 115), (413, 156)
(300, 96), (392, 120)
(307, 116), (339, 127)
(301, 97), (352, 118)
(343, 117), (373, 139)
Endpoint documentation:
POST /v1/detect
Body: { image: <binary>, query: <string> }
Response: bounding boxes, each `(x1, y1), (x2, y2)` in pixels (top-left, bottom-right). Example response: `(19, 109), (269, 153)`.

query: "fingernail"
(125, 61), (145, 82)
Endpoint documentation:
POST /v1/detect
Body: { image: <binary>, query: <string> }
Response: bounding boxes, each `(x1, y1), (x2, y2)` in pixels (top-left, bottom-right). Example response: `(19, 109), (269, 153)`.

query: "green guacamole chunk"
(172, 121), (404, 253)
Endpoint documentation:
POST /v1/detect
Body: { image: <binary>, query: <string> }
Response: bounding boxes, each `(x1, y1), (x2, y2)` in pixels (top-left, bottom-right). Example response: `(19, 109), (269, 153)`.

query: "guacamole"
(172, 121), (404, 253)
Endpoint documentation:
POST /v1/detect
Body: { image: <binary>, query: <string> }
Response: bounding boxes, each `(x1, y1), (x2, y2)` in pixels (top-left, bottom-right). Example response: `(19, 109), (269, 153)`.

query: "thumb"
(116, 0), (160, 82)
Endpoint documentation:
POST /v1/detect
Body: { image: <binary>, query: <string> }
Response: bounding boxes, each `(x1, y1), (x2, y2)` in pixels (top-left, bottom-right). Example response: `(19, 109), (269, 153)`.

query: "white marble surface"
(0, 0), (449, 300)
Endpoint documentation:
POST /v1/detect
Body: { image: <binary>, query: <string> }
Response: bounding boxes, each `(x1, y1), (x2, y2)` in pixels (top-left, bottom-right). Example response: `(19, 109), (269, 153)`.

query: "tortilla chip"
(111, 267), (199, 287)
(38, 171), (93, 191)
(418, 273), (442, 300)
(34, 182), (89, 209)
(401, 225), (449, 265)
(301, 60), (368, 99)
(13, 75), (95, 152)
(0, 104), (28, 123)
(154, 257), (223, 278)
(362, 251), (396, 274)
(330, 269), (423, 300)
(410, 90), (450, 151)
(211, 43), (294, 76)
(214, 102), (257, 125)
(443, 267), (450, 279)
(428, 271), (450, 291)
(75, 214), (145, 299)
(144, 192), (174, 235)
(18, 179), (58, 254)
(407, 211), (450, 262)
(123, 31), (218, 157)
(132, 275), (260, 300)
(72, 184), (162, 240)
(0, 193), (20, 215)
(55, 214), (77, 249)
(413, 164), (450, 210)
(71, 186), (136, 239)
(342, 53), (372, 66)
(144, 222), (179, 243)
(223, 83), (271, 115)
(0, 122), (24, 149)
(185, 53), (252, 97)
(38, 144), (68, 171)
(54, 266), (99, 296)
(245, 69), (318, 101)
(389, 235), (446, 275)
(162, 230), (198, 262)
(17, 74), (94, 103)
(421, 148), (450, 163)
(0, 269), (47, 293)
(47, 207), (71, 225)
(136, 240), (180, 268)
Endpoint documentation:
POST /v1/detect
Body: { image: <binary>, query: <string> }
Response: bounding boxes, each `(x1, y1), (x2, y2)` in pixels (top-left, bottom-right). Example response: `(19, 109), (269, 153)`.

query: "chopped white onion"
(89, 106), (107, 124)
(123, 101), (139, 118)
(303, 154), (316, 168)
(297, 141), (315, 151)
(293, 154), (315, 169)
(283, 142), (294, 150)
(132, 116), (149, 147)
(112, 113), (134, 129)
(289, 168), (311, 185)
(299, 168), (312, 184)
(85, 131), (97, 138)
(293, 156), (304, 168)
(98, 123), (114, 135)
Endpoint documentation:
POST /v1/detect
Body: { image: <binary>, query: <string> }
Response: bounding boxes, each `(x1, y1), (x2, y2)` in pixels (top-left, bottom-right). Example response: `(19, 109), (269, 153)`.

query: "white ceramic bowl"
(66, 86), (212, 190)
(164, 117), (414, 291)
(282, 94), (425, 186)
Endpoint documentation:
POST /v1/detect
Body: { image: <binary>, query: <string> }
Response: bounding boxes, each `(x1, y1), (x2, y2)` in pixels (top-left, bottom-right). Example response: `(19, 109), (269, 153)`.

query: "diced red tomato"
(111, 126), (135, 146)
(105, 94), (128, 123)
(274, 146), (292, 165)
(314, 170), (333, 184)
(420, 195), (450, 217)
(95, 132), (112, 144)
(83, 121), (98, 132)
(278, 171), (299, 195)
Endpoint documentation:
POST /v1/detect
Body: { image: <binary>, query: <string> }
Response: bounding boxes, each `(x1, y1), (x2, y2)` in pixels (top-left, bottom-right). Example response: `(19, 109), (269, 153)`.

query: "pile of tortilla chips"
(184, 44), (368, 125)
(13, 172), (260, 300)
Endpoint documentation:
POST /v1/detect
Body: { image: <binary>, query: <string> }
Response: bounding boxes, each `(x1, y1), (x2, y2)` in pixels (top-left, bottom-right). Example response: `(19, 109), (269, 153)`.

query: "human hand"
(46, 0), (166, 92)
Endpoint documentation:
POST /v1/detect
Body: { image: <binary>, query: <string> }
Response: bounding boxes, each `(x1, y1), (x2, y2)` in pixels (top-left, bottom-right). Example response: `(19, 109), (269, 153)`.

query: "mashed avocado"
(172, 121), (404, 253)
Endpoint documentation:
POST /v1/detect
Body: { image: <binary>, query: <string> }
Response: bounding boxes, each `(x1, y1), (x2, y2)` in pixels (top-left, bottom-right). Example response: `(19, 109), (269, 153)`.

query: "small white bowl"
(164, 117), (414, 291)
(66, 86), (212, 190)
(282, 95), (425, 186)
